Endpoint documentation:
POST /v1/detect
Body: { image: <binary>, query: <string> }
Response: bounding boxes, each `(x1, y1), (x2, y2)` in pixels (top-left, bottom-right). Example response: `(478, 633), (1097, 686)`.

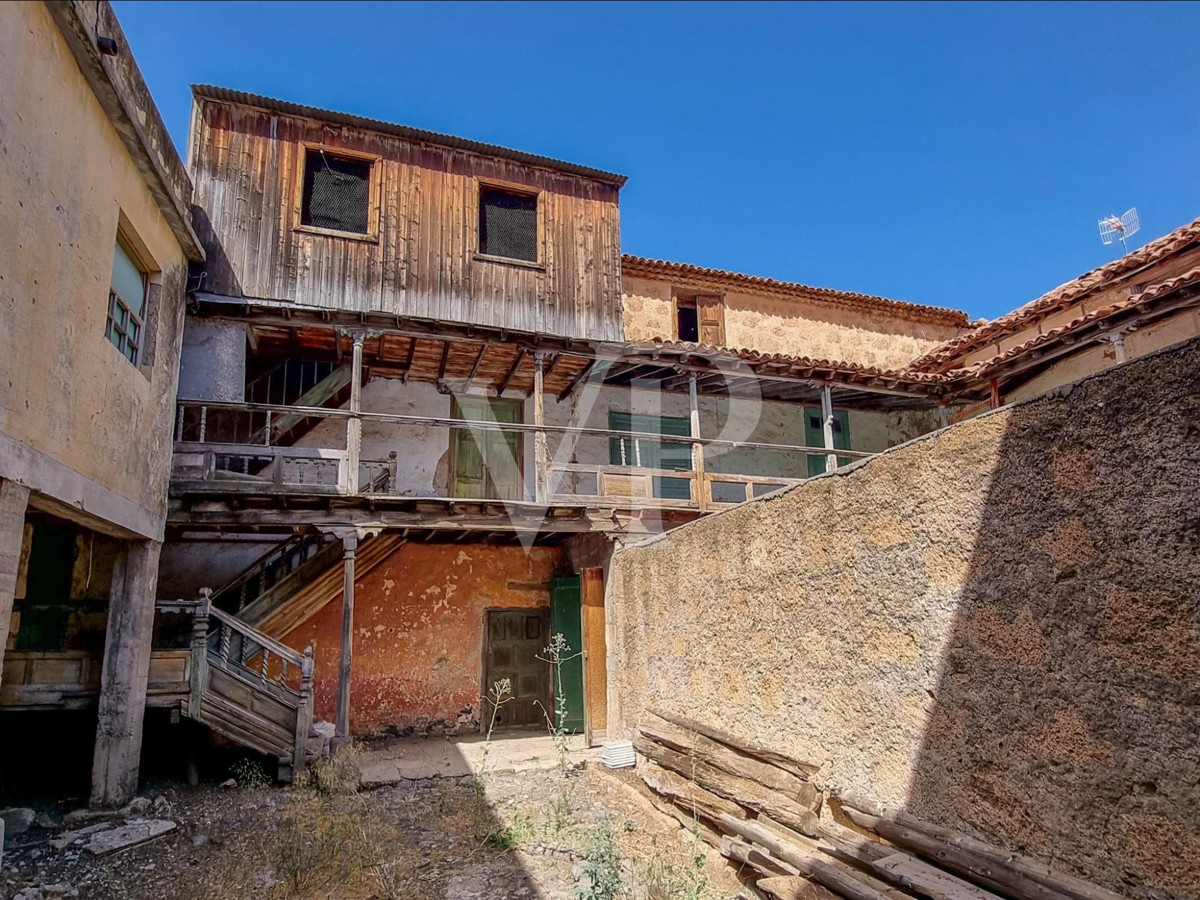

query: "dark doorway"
(483, 609), (550, 730)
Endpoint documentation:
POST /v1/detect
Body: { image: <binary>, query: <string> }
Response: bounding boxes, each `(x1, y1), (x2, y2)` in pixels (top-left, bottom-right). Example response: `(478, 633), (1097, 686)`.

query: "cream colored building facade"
(0, 0), (203, 807)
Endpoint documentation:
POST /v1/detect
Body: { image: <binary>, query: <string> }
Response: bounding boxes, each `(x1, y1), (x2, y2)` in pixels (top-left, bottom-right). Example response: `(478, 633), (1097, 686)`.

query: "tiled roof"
(621, 261), (1200, 393)
(623, 339), (946, 388)
(192, 85), (628, 187)
(909, 217), (1200, 372)
(940, 265), (1200, 382)
(621, 255), (971, 327)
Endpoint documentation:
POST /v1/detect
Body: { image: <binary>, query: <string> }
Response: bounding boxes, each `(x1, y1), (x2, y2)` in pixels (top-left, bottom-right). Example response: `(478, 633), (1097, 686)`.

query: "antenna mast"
(1098, 208), (1140, 255)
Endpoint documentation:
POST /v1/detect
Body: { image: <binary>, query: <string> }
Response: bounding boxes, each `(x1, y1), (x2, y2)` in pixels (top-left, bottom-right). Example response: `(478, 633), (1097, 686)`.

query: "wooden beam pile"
(634, 710), (1126, 900)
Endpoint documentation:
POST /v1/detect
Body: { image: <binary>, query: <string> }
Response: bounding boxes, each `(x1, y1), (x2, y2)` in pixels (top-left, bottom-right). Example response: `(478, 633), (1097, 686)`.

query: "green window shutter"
(803, 408), (851, 477)
(607, 412), (692, 499)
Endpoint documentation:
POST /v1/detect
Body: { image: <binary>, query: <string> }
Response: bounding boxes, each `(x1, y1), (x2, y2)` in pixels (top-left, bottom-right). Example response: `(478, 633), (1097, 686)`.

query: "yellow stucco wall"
(622, 274), (967, 369)
(0, 2), (188, 526)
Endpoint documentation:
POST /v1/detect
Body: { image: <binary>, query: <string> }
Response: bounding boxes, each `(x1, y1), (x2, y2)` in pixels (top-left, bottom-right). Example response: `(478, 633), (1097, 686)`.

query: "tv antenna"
(1098, 208), (1139, 254)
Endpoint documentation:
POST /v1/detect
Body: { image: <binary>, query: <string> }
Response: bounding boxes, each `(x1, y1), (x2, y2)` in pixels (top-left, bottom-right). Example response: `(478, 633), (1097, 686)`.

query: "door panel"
(804, 408), (852, 477)
(550, 576), (585, 733)
(451, 398), (523, 500)
(483, 609), (549, 730)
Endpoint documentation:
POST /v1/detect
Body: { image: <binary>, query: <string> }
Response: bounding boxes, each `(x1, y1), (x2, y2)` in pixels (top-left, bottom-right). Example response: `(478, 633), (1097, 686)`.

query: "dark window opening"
(479, 187), (538, 262)
(676, 300), (699, 342)
(301, 149), (371, 234)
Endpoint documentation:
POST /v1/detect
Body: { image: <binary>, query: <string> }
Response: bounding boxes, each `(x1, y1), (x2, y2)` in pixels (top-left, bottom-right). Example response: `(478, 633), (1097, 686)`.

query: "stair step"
(197, 692), (293, 759)
(255, 534), (405, 639)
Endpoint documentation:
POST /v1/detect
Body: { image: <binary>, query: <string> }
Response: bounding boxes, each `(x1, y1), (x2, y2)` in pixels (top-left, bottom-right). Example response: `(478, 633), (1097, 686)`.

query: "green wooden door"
(16, 523), (76, 650)
(803, 408), (851, 477)
(550, 575), (585, 733)
(608, 412), (693, 501)
(452, 397), (523, 500)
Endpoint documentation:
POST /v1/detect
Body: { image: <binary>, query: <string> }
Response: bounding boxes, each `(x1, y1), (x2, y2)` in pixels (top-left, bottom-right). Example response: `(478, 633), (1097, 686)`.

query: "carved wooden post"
(533, 351), (548, 504)
(345, 334), (365, 494)
(688, 374), (706, 510)
(821, 385), (837, 474)
(386, 450), (398, 494)
(293, 643), (315, 776)
(188, 588), (211, 719)
(335, 533), (357, 741)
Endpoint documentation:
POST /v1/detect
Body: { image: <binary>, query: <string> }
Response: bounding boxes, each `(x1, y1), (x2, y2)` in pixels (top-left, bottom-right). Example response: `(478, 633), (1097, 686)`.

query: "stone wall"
(606, 337), (1200, 899)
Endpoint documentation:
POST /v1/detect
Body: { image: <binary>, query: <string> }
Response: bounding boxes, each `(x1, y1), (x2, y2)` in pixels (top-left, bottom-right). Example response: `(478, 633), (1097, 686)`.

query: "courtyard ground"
(0, 738), (749, 900)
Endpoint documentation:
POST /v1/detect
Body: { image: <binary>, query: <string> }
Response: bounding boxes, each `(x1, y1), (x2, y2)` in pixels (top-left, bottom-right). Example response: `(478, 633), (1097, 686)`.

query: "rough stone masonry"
(607, 336), (1200, 900)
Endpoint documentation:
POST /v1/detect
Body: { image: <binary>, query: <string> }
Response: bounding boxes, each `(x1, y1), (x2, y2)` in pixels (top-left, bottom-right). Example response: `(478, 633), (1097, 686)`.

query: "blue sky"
(114, 1), (1198, 320)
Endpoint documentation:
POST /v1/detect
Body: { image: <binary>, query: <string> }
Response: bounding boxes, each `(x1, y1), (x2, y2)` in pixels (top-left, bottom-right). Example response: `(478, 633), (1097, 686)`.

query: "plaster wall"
(294, 377), (937, 500)
(622, 275), (966, 369)
(279, 542), (566, 736)
(606, 337), (1200, 899)
(177, 319), (246, 402)
(0, 3), (188, 537)
(156, 536), (287, 601)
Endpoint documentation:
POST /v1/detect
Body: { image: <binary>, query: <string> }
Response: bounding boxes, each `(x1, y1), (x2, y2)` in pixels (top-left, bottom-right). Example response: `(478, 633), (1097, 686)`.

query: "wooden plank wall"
(190, 99), (625, 341)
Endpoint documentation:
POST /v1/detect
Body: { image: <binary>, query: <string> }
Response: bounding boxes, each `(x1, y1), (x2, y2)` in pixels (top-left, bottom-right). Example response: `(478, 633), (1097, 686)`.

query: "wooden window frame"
(673, 290), (725, 346)
(472, 177), (546, 270)
(293, 142), (382, 243)
(106, 217), (158, 371)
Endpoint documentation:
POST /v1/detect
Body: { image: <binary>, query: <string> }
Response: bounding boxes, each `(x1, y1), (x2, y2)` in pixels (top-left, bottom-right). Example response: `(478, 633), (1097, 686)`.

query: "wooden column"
(335, 532), (357, 741)
(0, 479), (31, 687)
(91, 539), (162, 808)
(533, 351), (548, 504)
(688, 374), (706, 509)
(345, 334), (365, 494)
(1112, 332), (1129, 363)
(820, 385), (837, 474)
(938, 404), (950, 429)
(581, 567), (608, 745)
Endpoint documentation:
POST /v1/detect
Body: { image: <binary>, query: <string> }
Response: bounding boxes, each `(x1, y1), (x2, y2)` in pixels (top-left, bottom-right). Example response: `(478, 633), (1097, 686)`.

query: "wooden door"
(697, 295), (725, 346)
(804, 408), (851, 477)
(451, 397), (523, 500)
(580, 568), (607, 743)
(483, 609), (549, 730)
(550, 576), (585, 733)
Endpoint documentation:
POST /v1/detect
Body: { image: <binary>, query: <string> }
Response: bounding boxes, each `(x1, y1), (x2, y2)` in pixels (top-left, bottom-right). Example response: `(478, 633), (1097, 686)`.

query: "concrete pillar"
(335, 532), (357, 740)
(0, 479), (31, 686)
(91, 539), (161, 808)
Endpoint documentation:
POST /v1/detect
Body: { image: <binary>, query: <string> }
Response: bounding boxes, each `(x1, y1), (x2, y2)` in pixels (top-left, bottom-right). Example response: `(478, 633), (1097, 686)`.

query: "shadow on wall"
(903, 341), (1200, 898)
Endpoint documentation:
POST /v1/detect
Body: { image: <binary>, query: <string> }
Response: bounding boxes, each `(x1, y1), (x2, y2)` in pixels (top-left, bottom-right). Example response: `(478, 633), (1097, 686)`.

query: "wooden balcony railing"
(171, 399), (873, 512)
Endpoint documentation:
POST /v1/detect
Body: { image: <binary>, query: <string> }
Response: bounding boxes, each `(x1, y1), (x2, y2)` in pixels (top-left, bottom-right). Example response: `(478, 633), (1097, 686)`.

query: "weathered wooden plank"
(642, 762), (747, 822)
(642, 714), (821, 808)
(837, 801), (1124, 900)
(650, 708), (821, 779)
(634, 737), (819, 837)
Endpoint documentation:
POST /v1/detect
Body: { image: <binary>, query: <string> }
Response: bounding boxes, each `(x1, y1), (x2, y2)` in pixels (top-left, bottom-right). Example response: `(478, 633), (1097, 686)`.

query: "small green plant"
(575, 818), (629, 900)
(536, 633), (583, 767)
(230, 756), (271, 790)
(481, 813), (533, 851)
(474, 677), (513, 794)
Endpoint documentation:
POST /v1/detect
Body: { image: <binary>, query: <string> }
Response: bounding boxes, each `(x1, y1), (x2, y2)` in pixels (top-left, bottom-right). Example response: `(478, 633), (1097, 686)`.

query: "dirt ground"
(0, 752), (749, 900)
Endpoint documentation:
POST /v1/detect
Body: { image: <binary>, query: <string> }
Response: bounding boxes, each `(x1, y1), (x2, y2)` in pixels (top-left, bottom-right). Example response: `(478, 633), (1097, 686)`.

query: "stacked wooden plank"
(634, 710), (1126, 900)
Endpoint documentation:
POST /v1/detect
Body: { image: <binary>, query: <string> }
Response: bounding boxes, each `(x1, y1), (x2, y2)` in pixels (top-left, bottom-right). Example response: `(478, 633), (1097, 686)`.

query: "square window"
(479, 186), (538, 262)
(301, 149), (372, 234)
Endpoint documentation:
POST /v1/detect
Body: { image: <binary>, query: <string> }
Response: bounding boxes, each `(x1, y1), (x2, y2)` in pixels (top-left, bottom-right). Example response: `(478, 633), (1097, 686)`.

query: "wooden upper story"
(187, 86), (626, 341)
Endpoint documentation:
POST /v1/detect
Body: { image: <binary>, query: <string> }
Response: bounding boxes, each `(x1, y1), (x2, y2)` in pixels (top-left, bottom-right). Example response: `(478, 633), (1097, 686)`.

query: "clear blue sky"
(114, 1), (1199, 320)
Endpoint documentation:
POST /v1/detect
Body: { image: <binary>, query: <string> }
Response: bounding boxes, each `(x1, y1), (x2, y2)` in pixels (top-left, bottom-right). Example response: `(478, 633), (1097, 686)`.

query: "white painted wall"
(290, 376), (940, 501)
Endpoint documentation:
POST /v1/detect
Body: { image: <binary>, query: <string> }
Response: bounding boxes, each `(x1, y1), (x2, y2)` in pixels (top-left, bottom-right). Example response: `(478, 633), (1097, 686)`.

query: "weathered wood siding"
(190, 99), (624, 341)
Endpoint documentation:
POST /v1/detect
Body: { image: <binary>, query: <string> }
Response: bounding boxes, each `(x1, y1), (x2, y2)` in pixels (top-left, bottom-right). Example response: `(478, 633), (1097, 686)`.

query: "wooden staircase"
(212, 532), (338, 616)
(176, 593), (316, 782)
(252, 534), (406, 639)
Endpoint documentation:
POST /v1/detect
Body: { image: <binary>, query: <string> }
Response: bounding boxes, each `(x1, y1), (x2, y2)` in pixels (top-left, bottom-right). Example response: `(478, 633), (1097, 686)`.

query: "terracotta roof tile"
(940, 264), (1200, 382)
(909, 217), (1200, 372)
(621, 255), (971, 327)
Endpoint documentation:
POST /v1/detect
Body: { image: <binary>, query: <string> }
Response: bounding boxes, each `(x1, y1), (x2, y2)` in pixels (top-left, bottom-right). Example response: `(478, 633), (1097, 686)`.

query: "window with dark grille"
(107, 235), (146, 366)
(479, 186), (538, 262)
(301, 149), (371, 234)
